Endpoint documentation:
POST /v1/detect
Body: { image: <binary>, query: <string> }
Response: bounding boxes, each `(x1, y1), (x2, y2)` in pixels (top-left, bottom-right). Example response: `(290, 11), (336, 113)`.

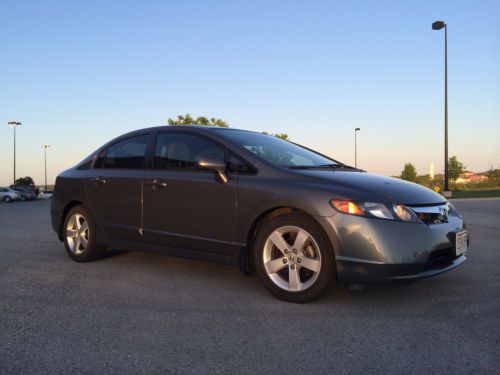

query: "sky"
(1, 0), (499, 186)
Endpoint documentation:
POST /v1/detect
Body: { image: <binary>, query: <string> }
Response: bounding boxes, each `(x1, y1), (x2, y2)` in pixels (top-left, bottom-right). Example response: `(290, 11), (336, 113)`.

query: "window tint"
(154, 133), (224, 170)
(100, 134), (149, 169)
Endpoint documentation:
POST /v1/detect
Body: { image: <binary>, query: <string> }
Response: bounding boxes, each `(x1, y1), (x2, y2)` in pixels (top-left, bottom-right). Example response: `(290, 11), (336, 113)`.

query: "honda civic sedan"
(51, 126), (468, 302)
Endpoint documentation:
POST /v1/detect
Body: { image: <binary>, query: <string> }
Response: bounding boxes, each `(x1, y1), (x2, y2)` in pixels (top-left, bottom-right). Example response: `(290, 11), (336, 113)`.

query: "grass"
(450, 189), (500, 199)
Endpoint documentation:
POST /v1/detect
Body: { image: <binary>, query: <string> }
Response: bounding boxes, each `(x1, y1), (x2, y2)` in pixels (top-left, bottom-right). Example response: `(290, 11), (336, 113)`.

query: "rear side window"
(96, 134), (149, 169)
(153, 133), (224, 170)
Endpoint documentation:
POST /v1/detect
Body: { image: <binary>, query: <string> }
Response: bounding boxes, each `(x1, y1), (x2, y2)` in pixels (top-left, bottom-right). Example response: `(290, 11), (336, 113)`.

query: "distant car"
(0, 188), (21, 203)
(38, 190), (53, 199)
(11, 187), (35, 201)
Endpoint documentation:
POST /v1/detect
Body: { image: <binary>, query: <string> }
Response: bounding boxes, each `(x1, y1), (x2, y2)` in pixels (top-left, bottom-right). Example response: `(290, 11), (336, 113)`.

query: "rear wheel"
(253, 212), (335, 302)
(4, 196), (12, 203)
(63, 206), (106, 262)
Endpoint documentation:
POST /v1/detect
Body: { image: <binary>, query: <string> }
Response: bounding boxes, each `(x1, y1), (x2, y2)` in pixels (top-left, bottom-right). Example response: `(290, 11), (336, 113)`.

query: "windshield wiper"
(289, 164), (340, 170)
(289, 164), (358, 170)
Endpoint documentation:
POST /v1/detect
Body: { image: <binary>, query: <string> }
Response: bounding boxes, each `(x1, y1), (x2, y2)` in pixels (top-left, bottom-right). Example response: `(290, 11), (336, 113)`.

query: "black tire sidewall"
(63, 206), (105, 262)
(253, 212), (336, 303)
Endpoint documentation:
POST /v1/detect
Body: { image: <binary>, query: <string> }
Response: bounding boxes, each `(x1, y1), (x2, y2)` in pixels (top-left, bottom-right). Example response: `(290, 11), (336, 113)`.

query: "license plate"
(455, 230), (468, 256)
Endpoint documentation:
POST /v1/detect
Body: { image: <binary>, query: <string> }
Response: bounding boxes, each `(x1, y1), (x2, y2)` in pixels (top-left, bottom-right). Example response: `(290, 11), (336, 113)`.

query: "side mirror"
(196, 156), (228, 183)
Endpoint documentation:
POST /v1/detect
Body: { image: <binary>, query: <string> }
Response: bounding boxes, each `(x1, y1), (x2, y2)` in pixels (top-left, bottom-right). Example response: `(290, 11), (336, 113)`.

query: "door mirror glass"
(197, 156), (228, 183)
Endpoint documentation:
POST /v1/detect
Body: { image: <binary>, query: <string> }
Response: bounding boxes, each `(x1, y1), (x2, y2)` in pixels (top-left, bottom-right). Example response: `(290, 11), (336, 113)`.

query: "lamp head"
(432, 21), (446, 30)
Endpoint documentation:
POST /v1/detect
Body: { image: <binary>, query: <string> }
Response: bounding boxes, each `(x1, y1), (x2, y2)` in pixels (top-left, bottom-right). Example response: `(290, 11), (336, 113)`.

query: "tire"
(253, 212), (336, 303)
(20, 195), (27, 202)
(63, 206), (106, 262)
(4, 196), (12, 203)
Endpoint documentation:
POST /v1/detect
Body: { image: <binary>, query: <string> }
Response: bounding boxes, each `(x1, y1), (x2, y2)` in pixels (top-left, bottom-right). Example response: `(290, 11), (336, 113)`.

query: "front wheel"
(4, 196), (13, 203)
(63, 206), (106, 262)
(253, 213), (336, 303)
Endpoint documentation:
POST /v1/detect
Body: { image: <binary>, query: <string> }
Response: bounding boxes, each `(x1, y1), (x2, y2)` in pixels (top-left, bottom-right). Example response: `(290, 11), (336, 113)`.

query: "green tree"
(14, 176), (35, 186)
(400, 163), (417, 182)
(415, 175), (433, 188)
(167, 114), (229, 128)
(486, 169), (500, 184)
(261, 131), (290, 141)
(273, 133), (289, 141)
(448, 156), (465, 188)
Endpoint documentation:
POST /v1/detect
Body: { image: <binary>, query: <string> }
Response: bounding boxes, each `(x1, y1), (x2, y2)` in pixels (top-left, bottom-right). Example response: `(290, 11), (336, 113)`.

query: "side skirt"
(106, 239), (242, 266)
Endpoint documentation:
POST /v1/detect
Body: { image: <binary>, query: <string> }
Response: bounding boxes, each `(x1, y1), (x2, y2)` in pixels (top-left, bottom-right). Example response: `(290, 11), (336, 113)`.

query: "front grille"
(408, 203), (449, 224)
(425, 247), (456, 270)
(415, 212), (445, 224)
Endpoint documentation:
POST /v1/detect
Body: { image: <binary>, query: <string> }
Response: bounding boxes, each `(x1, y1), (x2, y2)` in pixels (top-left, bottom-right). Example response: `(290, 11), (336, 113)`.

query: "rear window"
(94, 134), (149, 169)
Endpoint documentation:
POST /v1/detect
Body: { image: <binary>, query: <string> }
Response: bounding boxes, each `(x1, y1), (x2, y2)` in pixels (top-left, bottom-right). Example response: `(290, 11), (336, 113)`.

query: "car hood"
(295, 170), (446, 205)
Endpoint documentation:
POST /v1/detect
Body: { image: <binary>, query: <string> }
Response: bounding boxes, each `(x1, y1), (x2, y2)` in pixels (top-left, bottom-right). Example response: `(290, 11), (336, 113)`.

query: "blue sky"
(1, 0), (499, 186)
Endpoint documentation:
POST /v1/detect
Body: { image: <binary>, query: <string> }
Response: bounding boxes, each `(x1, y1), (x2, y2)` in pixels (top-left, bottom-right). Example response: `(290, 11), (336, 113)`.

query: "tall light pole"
(432, 20), (450, 195)
(42, 145), (50, 190)
(7, 121), (22, 185)
(354, 128), (361, 168)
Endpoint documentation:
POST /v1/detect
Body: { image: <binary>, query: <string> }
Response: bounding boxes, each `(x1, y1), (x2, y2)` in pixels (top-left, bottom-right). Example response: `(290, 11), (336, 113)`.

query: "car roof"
(120, 125), (257, 136)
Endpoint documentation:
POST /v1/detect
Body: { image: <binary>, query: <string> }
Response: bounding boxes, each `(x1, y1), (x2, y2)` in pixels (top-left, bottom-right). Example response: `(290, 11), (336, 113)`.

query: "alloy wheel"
(262, 226), (322, 292)
(66, 213), (89, 255)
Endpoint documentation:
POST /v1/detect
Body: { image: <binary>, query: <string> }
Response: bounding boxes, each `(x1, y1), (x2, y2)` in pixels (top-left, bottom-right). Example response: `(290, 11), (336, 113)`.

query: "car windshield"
(220, 130), (340, 168)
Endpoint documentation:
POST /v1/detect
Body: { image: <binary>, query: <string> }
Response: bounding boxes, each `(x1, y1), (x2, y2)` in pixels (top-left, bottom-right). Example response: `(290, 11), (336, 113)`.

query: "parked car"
(51, 126), (468, 302)
(0, 187), (21, 203)
(38, 190), (53, 199)
(11, 187), (35, 201)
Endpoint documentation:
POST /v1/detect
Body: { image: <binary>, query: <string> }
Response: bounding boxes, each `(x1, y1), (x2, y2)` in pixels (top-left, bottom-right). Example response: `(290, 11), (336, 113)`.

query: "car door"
(142, 132), (237, 255)
(85, 133), (150, 242)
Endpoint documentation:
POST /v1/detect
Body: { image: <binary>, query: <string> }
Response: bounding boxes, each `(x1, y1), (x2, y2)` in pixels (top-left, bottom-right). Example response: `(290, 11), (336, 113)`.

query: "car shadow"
(103, 248), (131, 259)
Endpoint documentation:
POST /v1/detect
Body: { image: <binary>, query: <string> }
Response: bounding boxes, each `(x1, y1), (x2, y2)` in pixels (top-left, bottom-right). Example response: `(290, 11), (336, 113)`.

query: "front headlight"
(330, 200), (421, 223)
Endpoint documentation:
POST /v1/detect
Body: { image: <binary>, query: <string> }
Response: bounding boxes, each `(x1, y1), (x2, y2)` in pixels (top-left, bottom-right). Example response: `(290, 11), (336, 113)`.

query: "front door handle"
(92, 176), (107, 186)
(145, 178), (167, 189)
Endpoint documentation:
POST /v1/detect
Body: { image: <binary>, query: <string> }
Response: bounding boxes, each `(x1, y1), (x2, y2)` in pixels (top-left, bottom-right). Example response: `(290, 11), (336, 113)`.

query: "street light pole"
(432, 21), (450, 194)
(354, 128), (361, 168)
(7, 121), (22, 185)
(42, 145), (50, 190)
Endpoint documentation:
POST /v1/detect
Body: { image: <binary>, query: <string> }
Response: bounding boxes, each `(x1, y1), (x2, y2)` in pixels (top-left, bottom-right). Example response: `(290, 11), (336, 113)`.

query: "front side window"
(153, 133), (224, 170)
(97, 134), (149, 169)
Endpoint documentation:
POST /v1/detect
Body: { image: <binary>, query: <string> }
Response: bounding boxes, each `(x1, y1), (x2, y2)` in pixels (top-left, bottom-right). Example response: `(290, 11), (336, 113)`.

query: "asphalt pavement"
(0, 199), (499, 374)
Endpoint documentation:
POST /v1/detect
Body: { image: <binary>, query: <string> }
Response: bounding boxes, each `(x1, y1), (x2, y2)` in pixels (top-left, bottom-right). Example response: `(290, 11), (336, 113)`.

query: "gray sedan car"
(51, 126), (468, 302)
(0, 187), (21, 203)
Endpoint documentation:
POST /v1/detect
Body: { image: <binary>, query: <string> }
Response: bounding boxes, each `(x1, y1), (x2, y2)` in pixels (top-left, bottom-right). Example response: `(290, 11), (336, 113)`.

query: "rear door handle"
(92, 176), (107, 186)
(145, 178), (167, 189)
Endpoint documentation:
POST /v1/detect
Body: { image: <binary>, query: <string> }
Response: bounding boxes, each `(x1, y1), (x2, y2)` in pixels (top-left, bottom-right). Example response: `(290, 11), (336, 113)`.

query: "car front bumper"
(315, 212), (468, 284)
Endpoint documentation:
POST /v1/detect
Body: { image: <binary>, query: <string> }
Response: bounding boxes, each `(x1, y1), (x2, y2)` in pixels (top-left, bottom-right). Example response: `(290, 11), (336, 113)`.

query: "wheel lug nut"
(282, 259), (287, 264)
(293, 249), (297, 253)
(290, 264), (295, 270)
(284, 249), (289, 254)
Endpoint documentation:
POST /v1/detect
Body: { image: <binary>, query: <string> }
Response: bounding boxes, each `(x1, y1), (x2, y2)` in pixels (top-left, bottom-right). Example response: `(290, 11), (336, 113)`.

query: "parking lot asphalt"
(0, 199), (499, 374)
